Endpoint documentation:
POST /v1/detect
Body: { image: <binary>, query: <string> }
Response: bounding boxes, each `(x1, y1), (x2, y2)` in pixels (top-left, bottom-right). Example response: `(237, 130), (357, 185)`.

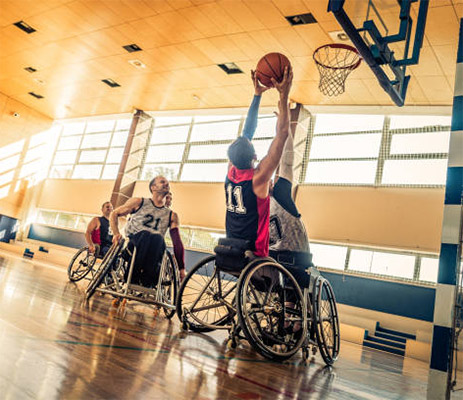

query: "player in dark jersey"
(225, 66), (293, 257)
(85, 201), (114, 257)
(110, 176), (186, 282)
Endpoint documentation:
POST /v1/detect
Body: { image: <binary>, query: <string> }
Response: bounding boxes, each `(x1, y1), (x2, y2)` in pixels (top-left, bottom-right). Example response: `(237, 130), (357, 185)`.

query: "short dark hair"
(227, 137), (256, 170)
(149, 175), (165, 193)
(101, 201), (112, 209)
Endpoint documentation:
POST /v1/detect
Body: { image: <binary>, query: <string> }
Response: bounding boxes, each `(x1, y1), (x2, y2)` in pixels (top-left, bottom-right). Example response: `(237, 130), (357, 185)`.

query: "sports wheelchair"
(176, 238), (340, 365)
(85, 238), (179, 318)
(67, 245), (100, 282)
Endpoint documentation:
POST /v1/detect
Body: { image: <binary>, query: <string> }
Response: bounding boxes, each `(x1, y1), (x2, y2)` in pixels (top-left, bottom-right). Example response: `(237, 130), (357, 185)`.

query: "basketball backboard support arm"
(328, 0), (429, 107)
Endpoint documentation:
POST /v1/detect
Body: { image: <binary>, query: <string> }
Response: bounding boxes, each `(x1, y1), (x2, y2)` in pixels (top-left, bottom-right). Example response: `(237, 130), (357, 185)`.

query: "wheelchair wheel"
(237, 261), (307, 362)
(85, 241), (123, 300)
(67, 247), (97, 282)
(176, 255), (236, 333)
(313, 277), (340, 366)
(161, 251), (179, 319)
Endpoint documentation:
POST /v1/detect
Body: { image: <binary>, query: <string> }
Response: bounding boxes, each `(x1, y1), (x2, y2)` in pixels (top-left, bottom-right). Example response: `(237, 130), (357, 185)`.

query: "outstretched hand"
(251, 70), (270, 96)
(271, 65), (293, 98)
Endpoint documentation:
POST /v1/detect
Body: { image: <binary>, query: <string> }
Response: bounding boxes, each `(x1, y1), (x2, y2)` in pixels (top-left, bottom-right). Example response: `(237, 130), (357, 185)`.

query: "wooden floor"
(0, 250), (462, 400)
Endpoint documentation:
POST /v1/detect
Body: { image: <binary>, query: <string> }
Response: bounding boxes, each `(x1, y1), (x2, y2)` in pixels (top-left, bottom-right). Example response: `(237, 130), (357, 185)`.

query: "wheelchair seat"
(213, 237), (253, 275)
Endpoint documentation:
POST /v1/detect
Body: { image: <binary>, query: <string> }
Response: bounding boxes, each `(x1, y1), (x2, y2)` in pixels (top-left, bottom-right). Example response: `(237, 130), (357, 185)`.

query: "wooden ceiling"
(0, 0), (462, 119)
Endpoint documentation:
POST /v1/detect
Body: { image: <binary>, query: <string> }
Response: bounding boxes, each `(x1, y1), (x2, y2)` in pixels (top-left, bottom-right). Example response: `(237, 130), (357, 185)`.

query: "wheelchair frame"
(176, 253), (340, 365)
(85, 239), (179, 318)
(67, 245), (101, 282)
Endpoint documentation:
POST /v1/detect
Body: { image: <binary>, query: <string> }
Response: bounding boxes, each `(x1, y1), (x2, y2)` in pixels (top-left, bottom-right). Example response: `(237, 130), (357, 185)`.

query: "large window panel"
(85, 120), (115, 133)
(310, 243), (347, 270)
(310, 134), (382, 159)
(115, 119), (132, 131)
(190, 121), (240, 142)
(37, 210), (57, 225)
(106, 148), (124, 164)
(349, 249), (415, 279)
(419, 257), (439, 283)
(142, 163), (180, 180)
(0, 155), (21, 174)
(111, 131), (129, 147)
(80, 133), (111, 149)
(314, 114), (384, 134)
(72, 164), (102, 179)
(0, 171), (15, 187)
(62, 122), (85, 136)
(56, 213), (78, 229)
(101, 164), (119, 180)
(382, 159), (448, 185)
(188, 144), (229, 160)
(146, 145), (185, 163)
(253, 139), (273, 161)
(58, 135), (82, 150)
(305, 160), (377, 184)
(390, 131), (450, 154)
(151, 125), (190, 144)
(54, 150), (77, 165)
(181, 163), (228, 182)
(79, 149), (107, 163)
(0, 140), (24, 159)
(390, 115), (451, 130)
(252, 116), (277, 138)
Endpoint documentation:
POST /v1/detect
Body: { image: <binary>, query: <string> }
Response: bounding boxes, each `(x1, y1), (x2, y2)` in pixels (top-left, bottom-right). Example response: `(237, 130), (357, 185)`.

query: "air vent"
(24, 67), (37, 73)
(217, 63), (243, 75)
(123, 44), (142, 53)
(28, 92), (43, 99)
(13, 21), (36, 34)
(102, 79), (121, 88)
(285, 12), (317, 26)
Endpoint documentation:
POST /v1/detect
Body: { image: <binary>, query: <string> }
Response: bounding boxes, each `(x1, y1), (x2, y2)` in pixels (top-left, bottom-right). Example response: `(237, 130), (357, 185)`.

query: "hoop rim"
(313, 43), (362, 71)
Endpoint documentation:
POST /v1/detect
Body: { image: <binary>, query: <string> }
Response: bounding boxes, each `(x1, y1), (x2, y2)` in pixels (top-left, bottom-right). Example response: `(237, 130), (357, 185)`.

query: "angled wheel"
(161, 251), (179, 319)
(237, 261), (307, 362)
(176, 255), (236, 333)
(67, 247), (97, 282)
(313, 277), (340, 366)
(85, 241), (123, 300)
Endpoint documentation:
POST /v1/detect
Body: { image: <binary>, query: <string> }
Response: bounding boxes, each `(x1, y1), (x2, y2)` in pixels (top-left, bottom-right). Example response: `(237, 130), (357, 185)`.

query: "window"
(146, 145), (185, 163)
(181, 163), (228, 182)
(389, 115), (451, 130)
(142, 164), (180, 180)
(382, 159), (448, 185)
(190, 120), (240, 141)
(305, 160), (377, 185)
(310, 243), (347, 270)
(419, 257), (439, 283)
(72, 164), (102, 179)
(310, 134), (381, 159)
(151, 125), (190, 144)
(390, 131), (450, 155)
(314, 114), (384, 134)
(188, 144), (229, 160)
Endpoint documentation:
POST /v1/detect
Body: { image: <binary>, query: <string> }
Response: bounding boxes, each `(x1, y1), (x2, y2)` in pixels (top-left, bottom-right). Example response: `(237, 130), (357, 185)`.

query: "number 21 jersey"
(125, 198), (172, 238)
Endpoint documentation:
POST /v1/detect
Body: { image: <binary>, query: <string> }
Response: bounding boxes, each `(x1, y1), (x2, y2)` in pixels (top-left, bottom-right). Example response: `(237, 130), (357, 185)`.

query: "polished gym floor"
(0, 250), (461, 400)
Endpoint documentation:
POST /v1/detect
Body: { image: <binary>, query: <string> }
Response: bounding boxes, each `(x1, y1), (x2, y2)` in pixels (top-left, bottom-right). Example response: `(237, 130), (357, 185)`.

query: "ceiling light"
(285, 13), (317, 26)
(123, 44), (142, 53)
(28, 92), (44, 99)
(13, 21), (36, 34)
(102, 79), (121, 88)
(217, 63), (243, 75)
(128, 59), (146, 69)
(329, 30), (351, 43)
(24, 67), (37, 73)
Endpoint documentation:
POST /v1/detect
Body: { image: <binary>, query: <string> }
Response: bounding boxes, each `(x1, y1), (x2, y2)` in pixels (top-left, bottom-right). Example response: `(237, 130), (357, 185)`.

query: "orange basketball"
(255, 52), (291, 88)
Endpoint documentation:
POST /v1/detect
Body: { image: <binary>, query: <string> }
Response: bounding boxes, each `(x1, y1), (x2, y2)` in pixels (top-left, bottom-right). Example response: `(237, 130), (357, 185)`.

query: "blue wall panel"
(28, 224), (86, 249)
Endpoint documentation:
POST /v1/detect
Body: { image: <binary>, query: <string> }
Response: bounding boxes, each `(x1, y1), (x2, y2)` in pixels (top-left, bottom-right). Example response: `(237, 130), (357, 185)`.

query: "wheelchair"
(67, 245), (100, 282)
(85, 238), (179, 318)
(176, 239), (340, 365)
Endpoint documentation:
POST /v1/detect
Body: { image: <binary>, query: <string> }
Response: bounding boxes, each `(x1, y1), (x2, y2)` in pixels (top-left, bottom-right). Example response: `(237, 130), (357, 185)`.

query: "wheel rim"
(239, 262), (307, 359)
(315, 279), (340, 363)
(179, 256), (236, 328)
(69, 248), (96, 280)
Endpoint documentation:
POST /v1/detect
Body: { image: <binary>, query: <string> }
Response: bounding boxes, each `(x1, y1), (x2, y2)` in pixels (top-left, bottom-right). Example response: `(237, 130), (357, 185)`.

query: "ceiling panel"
(0, 0), (460, 119)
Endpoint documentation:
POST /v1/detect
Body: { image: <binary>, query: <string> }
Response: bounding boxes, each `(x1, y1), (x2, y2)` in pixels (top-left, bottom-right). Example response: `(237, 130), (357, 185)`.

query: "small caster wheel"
(227, 338), (237, 349)
(312, 346), (317, 355)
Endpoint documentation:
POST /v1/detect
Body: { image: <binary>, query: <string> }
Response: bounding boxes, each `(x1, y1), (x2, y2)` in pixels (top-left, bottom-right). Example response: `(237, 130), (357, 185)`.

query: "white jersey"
(269, 197), (309, 253)
(125, 198), (172, 238)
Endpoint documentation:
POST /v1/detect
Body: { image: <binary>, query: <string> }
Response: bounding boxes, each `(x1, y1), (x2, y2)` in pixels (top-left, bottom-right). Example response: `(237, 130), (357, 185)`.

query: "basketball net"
(313, 44), (361, 96)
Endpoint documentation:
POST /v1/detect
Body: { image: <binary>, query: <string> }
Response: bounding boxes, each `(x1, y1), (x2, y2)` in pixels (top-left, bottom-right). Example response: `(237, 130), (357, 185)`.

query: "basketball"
(255, 52), (291, 87)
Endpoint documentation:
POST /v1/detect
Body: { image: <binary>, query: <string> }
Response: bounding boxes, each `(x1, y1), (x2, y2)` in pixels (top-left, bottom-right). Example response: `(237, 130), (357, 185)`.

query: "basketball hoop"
(313, 44), (361, 96)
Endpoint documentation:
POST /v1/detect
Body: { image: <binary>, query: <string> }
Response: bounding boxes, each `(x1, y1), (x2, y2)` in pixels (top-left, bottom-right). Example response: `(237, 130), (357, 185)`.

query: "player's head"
(149, 175), (170, 195)
(165, 192), (173, 208)
(101, 201), (113, 217)
(227, 137), (256, 170)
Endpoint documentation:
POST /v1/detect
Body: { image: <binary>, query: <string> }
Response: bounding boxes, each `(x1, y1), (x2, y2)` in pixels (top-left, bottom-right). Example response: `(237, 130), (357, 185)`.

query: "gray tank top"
(125, 198), (172, 238)
(269, 197), (309, 252)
